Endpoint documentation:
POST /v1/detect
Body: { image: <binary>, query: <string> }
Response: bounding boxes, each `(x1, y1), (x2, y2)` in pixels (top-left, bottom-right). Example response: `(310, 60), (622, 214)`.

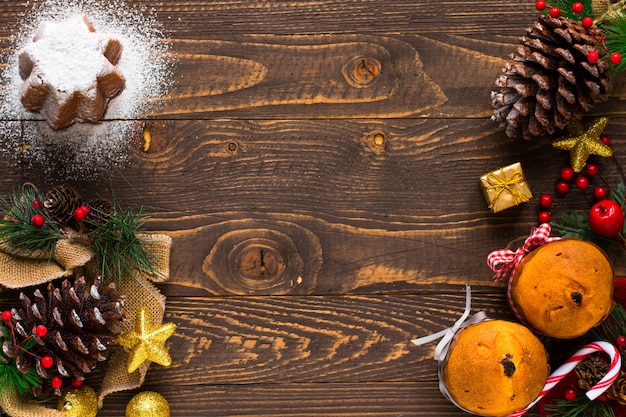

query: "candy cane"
(508, 341), (621, 417)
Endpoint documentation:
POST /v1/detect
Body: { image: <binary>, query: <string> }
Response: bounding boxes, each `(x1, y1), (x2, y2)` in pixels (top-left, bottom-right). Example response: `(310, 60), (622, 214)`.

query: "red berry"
(584, 163), (599, 177)
(35, 324), (47, 338)
(539, 194), (553, 208)
(556, 181), (570, 194)
(602, 135), (611, 146)
(565, 388), (577, 401)
(589, 199), (625, 237)
(51, 376), (62, 389)
(71, 378), (83, 387)
(31, 214), (44, 228)
(582, 16), (594, 28)
(549, 7), (561, 17)
(72, 205), (90, 222)
(560, 167), (575, 181)
(611, 52), (623, 65)
(31, 200), (42, 210)
(41, 355), (53, 369)
(572, 2), (584, 13)
(594, 186), (608, 200)
(575, 176), (589, 190)
(617, 335), (626, 348)
(1, 311), (12, 323)
(538, 211), (551, 224)
(588, 51), (599, 64)
(535, 0), (547, 11)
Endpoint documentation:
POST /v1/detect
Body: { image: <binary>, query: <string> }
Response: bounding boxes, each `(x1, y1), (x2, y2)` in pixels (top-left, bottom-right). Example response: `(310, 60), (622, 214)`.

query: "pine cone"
(609, 371), (626, 405)
(44, 185), (82, 223)
(575, 352), (610, 390)
(491, 14), (611, 140)
(10, 276), (126, 385)
(86, 198), (115, 226)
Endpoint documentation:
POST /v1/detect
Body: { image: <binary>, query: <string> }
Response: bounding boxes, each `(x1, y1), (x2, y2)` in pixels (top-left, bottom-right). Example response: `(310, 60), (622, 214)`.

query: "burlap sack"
(0, 233), (172, 416)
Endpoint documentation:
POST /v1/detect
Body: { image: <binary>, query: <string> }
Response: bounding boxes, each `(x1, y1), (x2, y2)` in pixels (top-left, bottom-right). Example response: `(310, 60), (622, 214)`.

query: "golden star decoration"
(118, 306), (177, 374)
(552, 117), (612, 172)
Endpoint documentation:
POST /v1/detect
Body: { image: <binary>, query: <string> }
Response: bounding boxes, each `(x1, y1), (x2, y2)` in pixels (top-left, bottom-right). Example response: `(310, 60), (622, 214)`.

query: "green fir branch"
(0, 323), (41, 396)
(0, 186), (61, 256)
(543, 394), (614, 417)
(87, 205), (157, 281)
(547, 0), (595, 19)
(600, 9), (626, 73)
(589, 302), (626, 343)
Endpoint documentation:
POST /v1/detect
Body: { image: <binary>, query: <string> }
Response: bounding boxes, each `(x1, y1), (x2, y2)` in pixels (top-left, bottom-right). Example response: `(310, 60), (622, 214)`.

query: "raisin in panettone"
(442, 320), (549, 417)
(510, 238), (614, 339)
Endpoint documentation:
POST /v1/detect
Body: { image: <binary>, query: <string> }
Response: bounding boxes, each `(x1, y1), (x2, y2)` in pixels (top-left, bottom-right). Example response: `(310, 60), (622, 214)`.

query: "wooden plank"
(96, 382), (481, 417)
(9, 117), (626, 295)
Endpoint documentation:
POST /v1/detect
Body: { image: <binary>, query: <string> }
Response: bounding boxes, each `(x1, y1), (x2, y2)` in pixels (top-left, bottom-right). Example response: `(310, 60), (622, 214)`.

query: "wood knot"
(360, 130), (387, 155)
(203, 223), (322, 295)
(342, 56), (382, 88)
(132, 121), (167, 153)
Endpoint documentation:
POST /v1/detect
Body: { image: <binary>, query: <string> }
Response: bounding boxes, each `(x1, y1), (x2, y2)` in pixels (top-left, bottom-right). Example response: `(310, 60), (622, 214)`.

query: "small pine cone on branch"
(491, 14), (611, 140)
(10, 276), (126, 385)
(86, 198), (115, 226)
(575, 352), (610, 390)
(44, 185), (83, 223)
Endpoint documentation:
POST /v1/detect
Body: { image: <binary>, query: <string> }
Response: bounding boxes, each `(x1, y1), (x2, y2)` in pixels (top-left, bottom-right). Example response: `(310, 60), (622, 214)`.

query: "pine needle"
(543, 395), (614, 417)
(87, 205), (157, 281)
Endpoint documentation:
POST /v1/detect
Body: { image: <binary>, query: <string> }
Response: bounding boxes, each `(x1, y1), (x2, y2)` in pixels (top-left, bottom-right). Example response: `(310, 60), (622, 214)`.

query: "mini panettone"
(510, 238), (614, 339)
(442, 320), (549, 417)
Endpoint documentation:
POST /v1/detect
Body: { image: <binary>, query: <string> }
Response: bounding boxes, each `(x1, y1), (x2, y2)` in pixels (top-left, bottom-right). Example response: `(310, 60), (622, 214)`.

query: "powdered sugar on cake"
(0, 0), (174, 178)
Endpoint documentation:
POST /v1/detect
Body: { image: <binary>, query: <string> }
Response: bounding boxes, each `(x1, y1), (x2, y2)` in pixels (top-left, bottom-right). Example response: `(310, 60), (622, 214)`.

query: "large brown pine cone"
(10, 277), (126, 386)
(491, 14), (611, 140)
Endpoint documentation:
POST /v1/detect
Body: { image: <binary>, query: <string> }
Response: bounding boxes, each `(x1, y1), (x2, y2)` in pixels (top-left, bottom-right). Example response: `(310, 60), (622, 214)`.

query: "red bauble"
(575, 176), (589, 190)
(582, 16), (594, 28)
(571, 2), (584, 13)
(72, 205), (90, 222)
(31, 214), (44, 228)
(535, 0), (547, 11)
(556, 181), (570, 194)
(589, 200), (625, 237)
(50, 376), (62, 389)
(588, 51), (599, 64)
(549, 7), (561, 17)
(560, 167), (575, 181)
(539, 194), (553, 208)
(538, 211), (551, 223)
(41, 355), (53, 369)
(1, 310), (11, 323)
(611, 52), (623, 65)
(564, 388), (577, 401)
(71, 378), (83, 387)
(31, 200), (42, 210)
(617, 335), (626, 348)
(594, 186), (608, 200)
(585, 163), (599, 177)
(35, 324), (47, 338)
(602, 135), (611, 146)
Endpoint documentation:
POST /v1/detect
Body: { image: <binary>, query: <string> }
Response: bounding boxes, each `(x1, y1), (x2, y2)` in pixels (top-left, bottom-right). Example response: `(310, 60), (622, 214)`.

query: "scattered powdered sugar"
(0, 0), (174, 179)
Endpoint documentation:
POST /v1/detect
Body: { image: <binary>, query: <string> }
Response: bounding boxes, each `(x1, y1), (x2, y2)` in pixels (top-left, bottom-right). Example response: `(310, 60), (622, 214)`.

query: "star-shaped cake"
(18, 15), (125, 129)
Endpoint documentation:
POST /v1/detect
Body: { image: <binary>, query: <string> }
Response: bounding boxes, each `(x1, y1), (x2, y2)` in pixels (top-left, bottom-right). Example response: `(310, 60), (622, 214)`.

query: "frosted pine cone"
(491, 14), (611, 140)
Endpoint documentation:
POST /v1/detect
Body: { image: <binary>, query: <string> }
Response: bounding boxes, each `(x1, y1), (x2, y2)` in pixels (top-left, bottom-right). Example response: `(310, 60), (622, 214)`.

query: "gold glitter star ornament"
(118, 306), (177, 374)
(552, 117), (612, 172)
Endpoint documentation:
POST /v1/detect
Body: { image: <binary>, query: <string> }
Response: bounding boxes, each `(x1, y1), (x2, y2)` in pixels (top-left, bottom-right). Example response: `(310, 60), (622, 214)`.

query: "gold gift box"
(480, 162), (532, 213)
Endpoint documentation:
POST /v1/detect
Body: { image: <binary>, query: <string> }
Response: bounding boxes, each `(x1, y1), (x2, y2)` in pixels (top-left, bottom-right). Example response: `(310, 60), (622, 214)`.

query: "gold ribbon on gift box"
(0, 232), (172, 417)
(480, 162), (532, 213)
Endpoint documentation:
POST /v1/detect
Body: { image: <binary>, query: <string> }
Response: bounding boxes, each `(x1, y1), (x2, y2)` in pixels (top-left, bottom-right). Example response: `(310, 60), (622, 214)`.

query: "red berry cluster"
(534, 1), (623, 65)
(29, 202), (90, 228)
(0, 310), (82, 392)
(537, 135), (626, 237)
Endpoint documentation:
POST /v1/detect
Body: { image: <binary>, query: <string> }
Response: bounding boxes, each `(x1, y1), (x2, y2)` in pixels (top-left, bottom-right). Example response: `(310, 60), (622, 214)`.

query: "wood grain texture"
(0, 0), (619, 416)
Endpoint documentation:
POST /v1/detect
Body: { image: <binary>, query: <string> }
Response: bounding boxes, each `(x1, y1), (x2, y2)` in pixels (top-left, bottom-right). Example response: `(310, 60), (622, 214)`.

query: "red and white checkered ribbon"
(508, 341), (621, 417)
(487, 223), (559, 282)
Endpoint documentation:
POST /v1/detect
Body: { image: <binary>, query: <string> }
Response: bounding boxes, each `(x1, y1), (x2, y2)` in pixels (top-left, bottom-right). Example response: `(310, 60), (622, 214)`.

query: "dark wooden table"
(1, 1), (625, 416)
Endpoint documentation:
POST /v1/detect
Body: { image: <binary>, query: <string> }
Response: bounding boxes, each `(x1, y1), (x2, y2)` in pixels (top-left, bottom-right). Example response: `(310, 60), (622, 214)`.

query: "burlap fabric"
(0, 233), (172, 416)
